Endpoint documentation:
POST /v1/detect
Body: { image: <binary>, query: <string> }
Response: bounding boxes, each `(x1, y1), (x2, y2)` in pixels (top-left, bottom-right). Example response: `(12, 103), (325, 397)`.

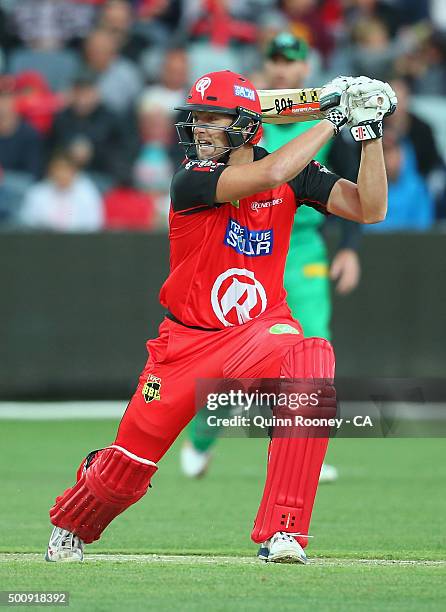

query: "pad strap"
(50, 446), (157, 543)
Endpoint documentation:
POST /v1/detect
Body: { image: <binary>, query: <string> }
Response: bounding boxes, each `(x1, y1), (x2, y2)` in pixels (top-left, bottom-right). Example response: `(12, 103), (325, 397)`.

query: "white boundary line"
(0, 553), (444, 566)
(1, 401), (445, 421)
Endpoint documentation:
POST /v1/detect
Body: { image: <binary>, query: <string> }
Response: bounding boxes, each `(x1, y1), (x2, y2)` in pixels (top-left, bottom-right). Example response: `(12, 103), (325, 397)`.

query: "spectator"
(365, 131), (434, 232)
(9, 0), (95, 47)
(411, 31), (446, 96)
(255, 9), (290, 59)
(135, 0), (182, 46)
(20, 151), (103, 232)
(14, 71), (65, 135)
(97, 0), (148, 63)
(330, 16), (414, 81)
(388, 76), (446, 218)
(186, 0), (259, 80)
(134, 88), (177, 155)
(388, 77), (445, 178)
(6, 0), (91, 92)
(395, 0), (430, 27)
(320, 0), (344, 32)
(139, 47), (188, 113)
(0, 74), (44, 222)
(280, 0), (334, 64)
(133, 95), (174, 226)
(135, 0), (183, 80)
(49, 70), (123, 188)
(8, 44), (81, 93)
(0, 75), (44, 179)
(189, 0), (258, 45)
(82, 28), (143, 114)
(0, 4), (20, 55)
(103, 162), (156, 230)
(341, 0), (404, 38)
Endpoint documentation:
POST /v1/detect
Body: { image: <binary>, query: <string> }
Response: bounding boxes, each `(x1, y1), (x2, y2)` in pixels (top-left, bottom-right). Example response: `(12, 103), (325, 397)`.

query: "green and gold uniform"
(263, 122), (332, 340)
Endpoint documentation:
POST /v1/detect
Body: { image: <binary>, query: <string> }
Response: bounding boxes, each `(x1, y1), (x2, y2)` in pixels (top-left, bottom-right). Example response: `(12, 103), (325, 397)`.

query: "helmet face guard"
(175, 106), (262, 160)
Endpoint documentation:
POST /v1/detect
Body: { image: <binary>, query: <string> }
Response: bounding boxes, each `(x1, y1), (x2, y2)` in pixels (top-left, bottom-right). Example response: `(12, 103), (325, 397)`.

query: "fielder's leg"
(285, 235), (338, 485)
(251, 337), (336, 563)
(181, 417), (216, 478)
(181, 402), (231, 477)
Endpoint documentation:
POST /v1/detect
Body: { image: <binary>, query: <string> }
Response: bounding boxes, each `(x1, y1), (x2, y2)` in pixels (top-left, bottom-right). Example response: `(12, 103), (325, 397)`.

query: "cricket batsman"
(182, 34), (361, 484)
(46, 69), (396, 564)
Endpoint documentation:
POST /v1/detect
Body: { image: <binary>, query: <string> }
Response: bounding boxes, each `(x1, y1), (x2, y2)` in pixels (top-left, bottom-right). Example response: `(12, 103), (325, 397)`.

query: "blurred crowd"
(0, 0), (445, 232)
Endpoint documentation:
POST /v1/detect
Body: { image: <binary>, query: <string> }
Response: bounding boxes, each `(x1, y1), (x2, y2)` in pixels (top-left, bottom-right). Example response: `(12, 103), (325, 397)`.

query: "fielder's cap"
(266, 32), (309, 61)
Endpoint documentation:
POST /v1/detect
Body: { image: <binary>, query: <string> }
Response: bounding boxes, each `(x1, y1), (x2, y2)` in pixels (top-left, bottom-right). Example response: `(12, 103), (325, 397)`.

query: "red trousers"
(115, 302), (303, 462)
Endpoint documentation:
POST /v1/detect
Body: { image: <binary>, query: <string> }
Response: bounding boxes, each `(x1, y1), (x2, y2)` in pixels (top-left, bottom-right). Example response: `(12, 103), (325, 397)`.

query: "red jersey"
(159, 146), (340, 329)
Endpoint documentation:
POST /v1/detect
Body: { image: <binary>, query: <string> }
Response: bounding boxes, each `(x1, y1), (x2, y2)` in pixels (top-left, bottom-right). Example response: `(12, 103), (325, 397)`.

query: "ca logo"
(211, 268), (267, 327)
(195, 77), (211, 99)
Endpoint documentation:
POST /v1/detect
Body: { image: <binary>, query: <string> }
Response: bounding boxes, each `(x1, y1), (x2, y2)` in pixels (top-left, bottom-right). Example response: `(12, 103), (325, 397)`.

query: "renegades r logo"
(195, 76), (211, 99)
(211, 268), (267, 326)
(142, 374), (161, 403)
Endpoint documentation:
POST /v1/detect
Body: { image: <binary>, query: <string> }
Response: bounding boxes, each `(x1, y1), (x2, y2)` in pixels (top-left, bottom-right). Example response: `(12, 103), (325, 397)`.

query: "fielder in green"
(269, 121), (333, 340)
(181, 34), (361, 481)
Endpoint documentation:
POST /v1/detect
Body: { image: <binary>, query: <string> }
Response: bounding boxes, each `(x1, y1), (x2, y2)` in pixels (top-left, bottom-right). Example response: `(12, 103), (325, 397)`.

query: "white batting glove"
(346, 77), (398, 142)
(319, 76), (356, 135)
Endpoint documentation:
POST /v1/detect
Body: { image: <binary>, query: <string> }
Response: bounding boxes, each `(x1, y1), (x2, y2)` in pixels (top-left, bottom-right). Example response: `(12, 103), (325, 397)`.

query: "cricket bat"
(258, 88), (340, 124)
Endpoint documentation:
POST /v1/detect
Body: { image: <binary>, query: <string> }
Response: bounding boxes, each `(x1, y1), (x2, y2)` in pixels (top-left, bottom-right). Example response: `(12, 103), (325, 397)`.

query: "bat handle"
(319, 93), (341, 112)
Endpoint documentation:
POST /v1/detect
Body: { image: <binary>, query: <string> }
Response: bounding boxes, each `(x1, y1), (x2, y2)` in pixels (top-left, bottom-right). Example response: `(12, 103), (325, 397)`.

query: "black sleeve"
(328, 131), (361, 182)
(288, 160), (341, 215)
(337, 218), (362, 251)
(170, 159), (228, 213)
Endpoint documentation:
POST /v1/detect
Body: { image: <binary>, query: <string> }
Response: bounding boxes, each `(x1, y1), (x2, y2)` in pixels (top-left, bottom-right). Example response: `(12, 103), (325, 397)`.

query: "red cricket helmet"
(175, 70), (263, 160)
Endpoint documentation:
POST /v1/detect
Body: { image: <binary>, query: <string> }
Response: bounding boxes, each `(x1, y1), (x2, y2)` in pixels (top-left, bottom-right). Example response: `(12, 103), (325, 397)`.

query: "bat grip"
(319, 93), (341, 112)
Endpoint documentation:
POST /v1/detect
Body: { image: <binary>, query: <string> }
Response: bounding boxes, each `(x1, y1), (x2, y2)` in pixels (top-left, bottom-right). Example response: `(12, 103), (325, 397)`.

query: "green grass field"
(1, 419), (445, 611)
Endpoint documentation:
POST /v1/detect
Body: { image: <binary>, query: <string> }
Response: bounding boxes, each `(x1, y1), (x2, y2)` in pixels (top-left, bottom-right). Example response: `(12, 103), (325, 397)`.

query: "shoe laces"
(52, 528), (83, 551)
(62, 532), (81, 550)
(276, 531), (313, 543)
